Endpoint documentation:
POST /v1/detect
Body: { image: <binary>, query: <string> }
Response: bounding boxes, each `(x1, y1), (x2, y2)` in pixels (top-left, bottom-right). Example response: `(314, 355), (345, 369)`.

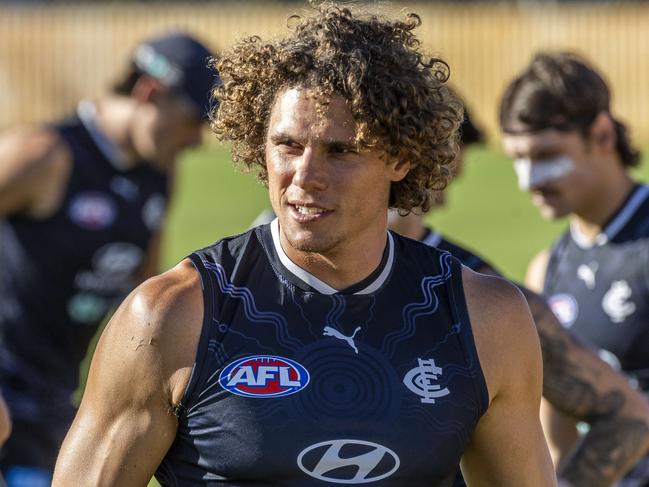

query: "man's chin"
(284, 232), (337, 255)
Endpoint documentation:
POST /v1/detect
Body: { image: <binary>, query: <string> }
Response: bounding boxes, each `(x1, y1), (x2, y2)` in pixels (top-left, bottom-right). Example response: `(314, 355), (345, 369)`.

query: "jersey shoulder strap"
(543, 231), (571, 294)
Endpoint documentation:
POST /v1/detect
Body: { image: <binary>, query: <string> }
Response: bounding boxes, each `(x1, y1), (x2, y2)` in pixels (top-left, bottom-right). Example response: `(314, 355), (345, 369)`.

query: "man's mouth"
(293, 205), (327, 215)
(288, 203), (333, 221)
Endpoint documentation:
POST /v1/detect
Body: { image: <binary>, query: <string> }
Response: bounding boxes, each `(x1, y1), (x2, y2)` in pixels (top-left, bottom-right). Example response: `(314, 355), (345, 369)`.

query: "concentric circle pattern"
(290, 340), (402, 425)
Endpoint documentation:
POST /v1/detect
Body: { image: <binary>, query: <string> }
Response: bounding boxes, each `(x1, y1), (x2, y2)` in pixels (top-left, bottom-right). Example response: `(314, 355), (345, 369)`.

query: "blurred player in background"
(389, 105), (649, 486)
(501, 51), (649, 486)
(54, 5), (556, 486)
(0, 32), (217, 485)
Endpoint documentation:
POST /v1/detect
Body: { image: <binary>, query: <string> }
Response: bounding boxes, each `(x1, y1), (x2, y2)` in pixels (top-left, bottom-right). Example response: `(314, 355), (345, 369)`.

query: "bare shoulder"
(526, 248), (551, 292)
(89, 258), (204, 406)
(0, 127), (70, 170)
(0, 127), (72, 216)
(124, 257), (203, 331)
(54, 259), (204, 485)
(460, 267), (554, 485)
(462, 266), (535, 337)
(461, 266), (542, 402)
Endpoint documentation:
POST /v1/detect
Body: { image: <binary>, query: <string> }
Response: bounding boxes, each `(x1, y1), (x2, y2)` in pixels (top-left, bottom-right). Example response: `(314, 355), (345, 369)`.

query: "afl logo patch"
(68, 192), (116, 230)
(548, 293), (578, 328)
(219, 355), (309, 398)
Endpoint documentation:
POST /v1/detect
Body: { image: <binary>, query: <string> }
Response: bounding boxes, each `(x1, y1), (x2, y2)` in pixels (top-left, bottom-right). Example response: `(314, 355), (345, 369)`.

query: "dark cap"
(133, 32), (219, 120)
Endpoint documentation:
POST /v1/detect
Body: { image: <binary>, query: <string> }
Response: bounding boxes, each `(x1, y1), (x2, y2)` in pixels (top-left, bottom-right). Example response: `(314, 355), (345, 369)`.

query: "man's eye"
(331, 146), (357, 155)
(278, 140), (300, 150)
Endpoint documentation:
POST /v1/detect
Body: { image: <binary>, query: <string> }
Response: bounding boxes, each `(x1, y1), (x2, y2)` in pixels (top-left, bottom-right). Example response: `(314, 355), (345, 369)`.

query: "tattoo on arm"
(519, 286), (649, 486)
(560, 402), (649, 487)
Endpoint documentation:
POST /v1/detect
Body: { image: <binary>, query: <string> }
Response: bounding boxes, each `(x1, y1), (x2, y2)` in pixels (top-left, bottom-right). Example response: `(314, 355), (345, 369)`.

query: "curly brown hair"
(211, 4), (462, 212)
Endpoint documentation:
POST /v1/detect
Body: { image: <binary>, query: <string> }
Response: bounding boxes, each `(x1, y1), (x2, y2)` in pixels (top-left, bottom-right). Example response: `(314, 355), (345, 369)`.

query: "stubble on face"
(265, 88), (394, 261)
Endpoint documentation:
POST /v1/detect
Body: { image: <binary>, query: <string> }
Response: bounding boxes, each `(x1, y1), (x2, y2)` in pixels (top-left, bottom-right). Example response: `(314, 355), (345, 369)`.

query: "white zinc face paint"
(513, 154), (576, 190)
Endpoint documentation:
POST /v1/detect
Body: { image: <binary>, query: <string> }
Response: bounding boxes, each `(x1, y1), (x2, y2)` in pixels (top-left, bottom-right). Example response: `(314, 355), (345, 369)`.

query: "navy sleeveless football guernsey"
(0, 101), (168, 434)
(544, 184), (649, 390)
(155, 220), (488, 487)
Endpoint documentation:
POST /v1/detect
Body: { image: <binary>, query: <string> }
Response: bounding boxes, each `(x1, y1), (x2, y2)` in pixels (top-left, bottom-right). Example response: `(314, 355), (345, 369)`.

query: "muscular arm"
(460, 269), (556, 486)
(479, 256), (649, 485)
(479, 248), (649, 486)
(0, 129), (71, 217)
(520, 285), (649, 487)
(53, 260), (203, 486)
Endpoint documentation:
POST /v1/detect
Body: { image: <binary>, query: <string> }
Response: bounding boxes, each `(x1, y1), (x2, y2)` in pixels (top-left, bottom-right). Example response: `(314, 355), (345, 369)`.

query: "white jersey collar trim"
(270, 218), (394, 295)
(356, 232), (395, 295)
(570, 185), (649, 249)
(77, 100), (128, 171)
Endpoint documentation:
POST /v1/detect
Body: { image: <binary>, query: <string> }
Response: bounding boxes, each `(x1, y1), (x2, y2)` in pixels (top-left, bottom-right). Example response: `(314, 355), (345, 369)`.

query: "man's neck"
(279, 226), (389, 291)
(571, 171), (635, 239)
(388, 211), (428, 241)
(93, 97), (140, 170)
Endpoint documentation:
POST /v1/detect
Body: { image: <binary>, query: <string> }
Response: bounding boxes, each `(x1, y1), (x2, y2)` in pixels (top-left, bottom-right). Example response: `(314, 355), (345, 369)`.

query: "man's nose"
(292, 148), (328, 191)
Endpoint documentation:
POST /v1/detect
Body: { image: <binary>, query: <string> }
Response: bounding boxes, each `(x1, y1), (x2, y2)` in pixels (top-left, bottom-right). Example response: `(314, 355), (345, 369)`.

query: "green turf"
(426, 145), (568, 282)
(161, 144), (270, 270)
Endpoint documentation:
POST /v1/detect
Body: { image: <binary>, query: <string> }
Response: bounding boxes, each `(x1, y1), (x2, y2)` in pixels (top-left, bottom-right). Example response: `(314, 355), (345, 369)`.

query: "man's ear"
(589, 111), (616, 154)
(389, 160), (412, 182)
(130, 74), (165, 104)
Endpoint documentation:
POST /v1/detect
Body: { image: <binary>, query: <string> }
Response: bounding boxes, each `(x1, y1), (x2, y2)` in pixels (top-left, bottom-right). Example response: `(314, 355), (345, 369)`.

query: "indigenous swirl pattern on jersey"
(155, 221), (488, 487)
(0, 103), (168, 469)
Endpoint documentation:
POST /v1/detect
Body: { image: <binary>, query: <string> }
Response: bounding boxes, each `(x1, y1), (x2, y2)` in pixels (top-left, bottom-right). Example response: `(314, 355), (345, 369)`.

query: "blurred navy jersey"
(544, 184), (649, 389)
(421, 228), (492, 273)
(155, 221), (488, 487)
(0, 103), (168, 457)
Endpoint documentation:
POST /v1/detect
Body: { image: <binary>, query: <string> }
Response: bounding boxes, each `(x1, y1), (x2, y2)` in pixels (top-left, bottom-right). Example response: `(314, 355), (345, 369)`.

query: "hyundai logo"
(297, 439), (400, 484)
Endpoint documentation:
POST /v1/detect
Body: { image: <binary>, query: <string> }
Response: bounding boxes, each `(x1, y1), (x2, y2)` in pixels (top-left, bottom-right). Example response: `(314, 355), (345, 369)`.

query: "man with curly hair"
(54, 6), (555, 486)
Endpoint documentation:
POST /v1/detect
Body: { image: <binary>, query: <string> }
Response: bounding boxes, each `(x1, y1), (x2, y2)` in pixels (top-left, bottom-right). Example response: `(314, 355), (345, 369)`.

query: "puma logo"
(323, 326), (361, 354)
(577, 262), (598, 290)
